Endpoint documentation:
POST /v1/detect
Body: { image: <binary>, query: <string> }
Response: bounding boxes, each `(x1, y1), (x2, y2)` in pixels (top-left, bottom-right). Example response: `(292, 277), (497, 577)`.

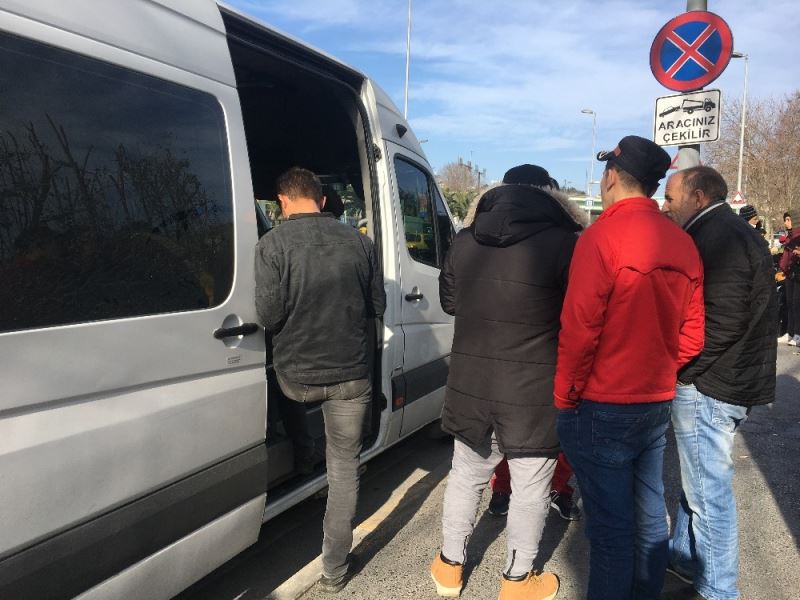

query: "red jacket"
(779, 229), (800, 275)
(554, 197), (704, 408)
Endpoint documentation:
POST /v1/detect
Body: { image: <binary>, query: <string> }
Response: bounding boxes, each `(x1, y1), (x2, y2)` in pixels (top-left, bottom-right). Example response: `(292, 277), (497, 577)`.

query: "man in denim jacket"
(255, 167), (385, 593)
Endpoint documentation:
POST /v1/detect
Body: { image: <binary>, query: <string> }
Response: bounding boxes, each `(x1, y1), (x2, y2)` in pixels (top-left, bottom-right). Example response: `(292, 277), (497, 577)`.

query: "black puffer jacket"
(439, 185), (586, 455)
(678, 202), (778, 406)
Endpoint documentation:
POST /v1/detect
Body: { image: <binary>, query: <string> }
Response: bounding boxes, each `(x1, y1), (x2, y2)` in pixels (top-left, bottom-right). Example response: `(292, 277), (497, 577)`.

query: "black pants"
(787, 276), (800, 338)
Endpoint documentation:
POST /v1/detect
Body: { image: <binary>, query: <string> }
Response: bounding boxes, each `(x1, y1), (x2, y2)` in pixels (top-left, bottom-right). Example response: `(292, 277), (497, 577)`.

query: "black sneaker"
(488, 491), (510, 516)
(549, 490), (581, 521)
(318, 554), (360, 594)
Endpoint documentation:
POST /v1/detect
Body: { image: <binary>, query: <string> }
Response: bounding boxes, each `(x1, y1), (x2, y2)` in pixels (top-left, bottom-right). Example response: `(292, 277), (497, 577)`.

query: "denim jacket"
(254, 212), (385, 385)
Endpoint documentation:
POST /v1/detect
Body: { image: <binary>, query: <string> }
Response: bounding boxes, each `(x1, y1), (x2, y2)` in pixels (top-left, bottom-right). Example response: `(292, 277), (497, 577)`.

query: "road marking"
(354, 467), (430, 534)
(266, 466), (437, 599)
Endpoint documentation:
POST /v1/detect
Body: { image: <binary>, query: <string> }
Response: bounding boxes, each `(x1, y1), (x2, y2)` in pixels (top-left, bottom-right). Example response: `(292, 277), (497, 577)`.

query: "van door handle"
(404, 287), (424, 302)
(213, 323), (260, 339)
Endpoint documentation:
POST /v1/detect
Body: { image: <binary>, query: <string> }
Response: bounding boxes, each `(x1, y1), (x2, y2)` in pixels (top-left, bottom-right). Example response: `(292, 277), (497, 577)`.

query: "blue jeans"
(277, 374), (372, 579)
(669, 384), (749, 600)
(557, 400), (672, 600)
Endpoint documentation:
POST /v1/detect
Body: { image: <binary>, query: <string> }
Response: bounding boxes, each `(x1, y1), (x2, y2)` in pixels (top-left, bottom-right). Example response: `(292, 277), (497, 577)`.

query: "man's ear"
(320, 195), (327, 210)
(277, 194), (289, 215)
(603, 168), (616, 191)
(693, 188), (707, 209)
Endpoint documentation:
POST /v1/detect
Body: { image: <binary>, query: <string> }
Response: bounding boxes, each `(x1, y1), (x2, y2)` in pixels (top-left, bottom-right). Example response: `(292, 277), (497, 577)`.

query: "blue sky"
(225, 0), (799, 194)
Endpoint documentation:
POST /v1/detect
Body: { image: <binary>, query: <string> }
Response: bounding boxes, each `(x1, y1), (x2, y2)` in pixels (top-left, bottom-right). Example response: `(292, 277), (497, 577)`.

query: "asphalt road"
(179, 344), (800, 600)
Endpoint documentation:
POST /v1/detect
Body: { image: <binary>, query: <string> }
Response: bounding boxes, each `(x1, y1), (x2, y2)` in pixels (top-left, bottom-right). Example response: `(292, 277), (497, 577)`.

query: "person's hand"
(793, 247), (800, 256)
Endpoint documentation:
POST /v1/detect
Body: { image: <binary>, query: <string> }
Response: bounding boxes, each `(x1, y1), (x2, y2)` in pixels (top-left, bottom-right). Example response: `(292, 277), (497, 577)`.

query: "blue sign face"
(650, 11), (734, 92)
(659, 21), (723, 82)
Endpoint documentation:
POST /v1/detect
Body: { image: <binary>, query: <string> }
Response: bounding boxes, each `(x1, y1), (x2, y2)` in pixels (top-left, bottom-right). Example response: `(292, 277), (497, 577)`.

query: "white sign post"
(653, 89), (721, 147)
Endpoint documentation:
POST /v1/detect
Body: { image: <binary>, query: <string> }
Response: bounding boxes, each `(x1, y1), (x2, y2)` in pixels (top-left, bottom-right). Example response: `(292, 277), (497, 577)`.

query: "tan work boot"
(430, 553), (463, 597)
(498, 571), (559, 600)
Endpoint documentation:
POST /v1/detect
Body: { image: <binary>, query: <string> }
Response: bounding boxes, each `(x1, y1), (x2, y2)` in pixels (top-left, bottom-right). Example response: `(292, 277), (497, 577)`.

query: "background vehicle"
(0, 2), (454, 598)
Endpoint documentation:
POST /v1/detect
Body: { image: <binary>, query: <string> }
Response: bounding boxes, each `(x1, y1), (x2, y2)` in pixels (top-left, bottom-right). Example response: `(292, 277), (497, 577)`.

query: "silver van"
(0, 2), (454, 598)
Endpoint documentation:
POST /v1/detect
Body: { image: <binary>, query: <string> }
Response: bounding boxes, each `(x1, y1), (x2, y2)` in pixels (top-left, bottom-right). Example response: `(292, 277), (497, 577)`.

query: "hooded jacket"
(438, 184), (587, 455)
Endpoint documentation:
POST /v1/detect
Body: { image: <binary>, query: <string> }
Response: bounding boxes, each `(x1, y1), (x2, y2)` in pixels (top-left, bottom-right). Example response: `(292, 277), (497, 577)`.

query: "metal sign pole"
(675, 0), (707, 169)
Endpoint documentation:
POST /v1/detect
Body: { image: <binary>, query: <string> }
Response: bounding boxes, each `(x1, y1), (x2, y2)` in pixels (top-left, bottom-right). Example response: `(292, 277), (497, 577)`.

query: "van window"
(434, 187), (454, 261)
(395, 158), (438, 267)
(0, 32), (233, 333)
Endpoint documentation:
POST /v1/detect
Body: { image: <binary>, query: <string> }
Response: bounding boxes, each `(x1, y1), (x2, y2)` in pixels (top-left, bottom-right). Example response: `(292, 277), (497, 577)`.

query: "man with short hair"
(661, 166), (778, 600)
(554, 136), (705, 600)
(254, 167), (385, 593)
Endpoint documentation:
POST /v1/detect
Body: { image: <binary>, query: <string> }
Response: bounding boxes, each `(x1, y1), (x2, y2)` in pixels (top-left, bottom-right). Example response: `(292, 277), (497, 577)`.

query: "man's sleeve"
(367, 239), (387, 318)
(253, 235), (286, 333)
(553, 230), (614, 408)
(677, 268), (705, 370)
(679, 235), (752, 381)
(438, 239), (457, 316)
(779, 247), (793, 274)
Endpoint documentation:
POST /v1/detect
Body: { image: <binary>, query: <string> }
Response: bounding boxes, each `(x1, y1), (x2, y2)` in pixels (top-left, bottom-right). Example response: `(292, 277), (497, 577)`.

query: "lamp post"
(731, 51), (749, 195)
(403, 0), (412, 119)
(581, 109), (597, 197)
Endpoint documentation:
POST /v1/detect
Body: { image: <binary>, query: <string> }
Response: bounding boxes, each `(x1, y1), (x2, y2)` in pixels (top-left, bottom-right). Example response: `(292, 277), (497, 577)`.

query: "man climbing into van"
(254, 167), (385, 593)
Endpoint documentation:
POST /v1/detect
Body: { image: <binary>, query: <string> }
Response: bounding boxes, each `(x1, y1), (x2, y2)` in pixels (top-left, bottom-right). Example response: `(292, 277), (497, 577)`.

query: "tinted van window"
(395, 158), (437, 267)
(0, 32), (233, 333)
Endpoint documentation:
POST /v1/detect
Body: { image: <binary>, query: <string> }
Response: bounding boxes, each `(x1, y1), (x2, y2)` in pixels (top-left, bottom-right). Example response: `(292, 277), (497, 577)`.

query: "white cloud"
(226, 0), (800, 179)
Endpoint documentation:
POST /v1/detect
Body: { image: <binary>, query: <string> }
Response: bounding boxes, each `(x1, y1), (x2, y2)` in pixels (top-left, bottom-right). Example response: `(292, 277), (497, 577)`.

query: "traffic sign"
(654, 89), (721, 147)
(650, 11), (734, 92)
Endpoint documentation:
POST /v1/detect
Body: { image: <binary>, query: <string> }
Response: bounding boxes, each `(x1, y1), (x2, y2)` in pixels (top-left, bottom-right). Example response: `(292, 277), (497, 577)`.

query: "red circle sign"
(650, 11), (734, 92)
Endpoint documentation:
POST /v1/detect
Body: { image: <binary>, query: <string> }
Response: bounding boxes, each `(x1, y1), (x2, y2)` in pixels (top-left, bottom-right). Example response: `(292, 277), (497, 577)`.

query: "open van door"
(387, 143), (455, 436)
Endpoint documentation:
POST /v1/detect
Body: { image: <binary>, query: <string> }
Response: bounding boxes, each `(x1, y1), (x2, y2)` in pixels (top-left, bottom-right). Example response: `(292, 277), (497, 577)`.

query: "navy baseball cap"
(502, 164), (552, 187)
(597, 135), (671, 192)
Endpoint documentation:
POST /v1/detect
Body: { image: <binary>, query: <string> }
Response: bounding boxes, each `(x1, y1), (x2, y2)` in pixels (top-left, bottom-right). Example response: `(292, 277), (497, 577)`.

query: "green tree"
(442, 188), (477, 221)
(437, 159), (483, 221)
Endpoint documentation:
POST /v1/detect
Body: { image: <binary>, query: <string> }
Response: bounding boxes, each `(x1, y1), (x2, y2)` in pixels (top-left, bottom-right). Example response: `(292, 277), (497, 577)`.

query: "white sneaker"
(777, 333), (790, 343)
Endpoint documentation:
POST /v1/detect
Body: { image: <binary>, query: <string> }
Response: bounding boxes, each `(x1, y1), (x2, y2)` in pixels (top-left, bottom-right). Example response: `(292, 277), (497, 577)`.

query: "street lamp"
(731, 51), (749, 195)
(403, 0), (412, 119)
(581, 109), (597, 197)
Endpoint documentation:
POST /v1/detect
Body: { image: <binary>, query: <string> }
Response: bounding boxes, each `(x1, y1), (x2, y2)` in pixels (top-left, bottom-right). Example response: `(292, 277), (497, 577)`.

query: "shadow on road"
(177, 428), (452, 600)
(739, 369), (800, 546)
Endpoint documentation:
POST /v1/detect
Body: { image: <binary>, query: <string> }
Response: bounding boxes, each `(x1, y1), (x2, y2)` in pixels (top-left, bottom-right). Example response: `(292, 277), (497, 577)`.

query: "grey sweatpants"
(441, 436), (557, 578)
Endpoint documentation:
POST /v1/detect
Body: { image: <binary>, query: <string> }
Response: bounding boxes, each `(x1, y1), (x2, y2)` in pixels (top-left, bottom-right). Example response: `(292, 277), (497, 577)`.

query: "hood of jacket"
(472, 184), (588, 247)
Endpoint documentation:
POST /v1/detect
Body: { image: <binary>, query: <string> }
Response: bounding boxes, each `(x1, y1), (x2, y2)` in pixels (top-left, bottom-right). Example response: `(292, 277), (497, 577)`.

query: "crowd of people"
(253, 133), (782, 599)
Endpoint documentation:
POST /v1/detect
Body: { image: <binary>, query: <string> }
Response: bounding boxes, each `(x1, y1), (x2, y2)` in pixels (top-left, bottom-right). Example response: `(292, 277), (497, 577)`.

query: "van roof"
(218, 2), (367, 87)
(3, 0), (369, 90)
